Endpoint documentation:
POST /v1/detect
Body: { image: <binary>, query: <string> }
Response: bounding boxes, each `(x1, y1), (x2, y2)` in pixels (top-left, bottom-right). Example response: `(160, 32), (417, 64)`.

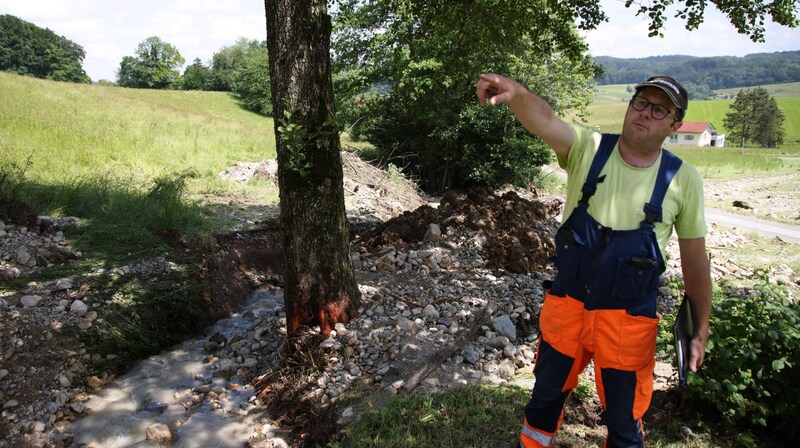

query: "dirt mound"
(353, 186), (562, 274)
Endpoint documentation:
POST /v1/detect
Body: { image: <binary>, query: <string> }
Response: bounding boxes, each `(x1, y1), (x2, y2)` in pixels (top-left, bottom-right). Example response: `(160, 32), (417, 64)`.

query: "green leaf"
(772, 359), (785, 371)
(768, 329), (778, 340)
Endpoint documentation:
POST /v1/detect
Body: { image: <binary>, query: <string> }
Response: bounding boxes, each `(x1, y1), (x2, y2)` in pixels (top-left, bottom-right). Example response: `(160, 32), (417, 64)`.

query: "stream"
(69, 288), (285, 447)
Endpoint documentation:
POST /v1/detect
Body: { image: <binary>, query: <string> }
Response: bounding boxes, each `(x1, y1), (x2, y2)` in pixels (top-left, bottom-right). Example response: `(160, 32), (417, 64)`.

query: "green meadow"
(1, 71), (275, 190)
(1, 71), (280, 263)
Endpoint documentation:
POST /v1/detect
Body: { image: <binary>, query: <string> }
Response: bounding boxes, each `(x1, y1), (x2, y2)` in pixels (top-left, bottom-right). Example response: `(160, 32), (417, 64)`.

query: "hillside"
(594, 51), (800, 88)
(0, 71), (274, 189)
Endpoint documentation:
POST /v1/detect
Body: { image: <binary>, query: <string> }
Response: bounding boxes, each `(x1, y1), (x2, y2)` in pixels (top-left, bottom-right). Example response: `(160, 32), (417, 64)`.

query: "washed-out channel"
(70, 288), (285, 447)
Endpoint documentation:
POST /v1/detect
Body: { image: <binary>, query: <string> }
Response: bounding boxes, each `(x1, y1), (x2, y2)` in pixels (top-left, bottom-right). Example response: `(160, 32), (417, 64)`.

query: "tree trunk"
(264, 0), (360, 339)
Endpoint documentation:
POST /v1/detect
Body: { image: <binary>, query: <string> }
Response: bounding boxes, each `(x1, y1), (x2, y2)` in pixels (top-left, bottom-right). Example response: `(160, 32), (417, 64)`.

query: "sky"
(3, 0), (799, 83)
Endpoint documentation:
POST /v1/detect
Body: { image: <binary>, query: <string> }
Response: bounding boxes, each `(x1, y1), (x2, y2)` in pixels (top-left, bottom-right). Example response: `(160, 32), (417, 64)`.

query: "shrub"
(686, 275), (799, 441)
(451, 102), (551, 188)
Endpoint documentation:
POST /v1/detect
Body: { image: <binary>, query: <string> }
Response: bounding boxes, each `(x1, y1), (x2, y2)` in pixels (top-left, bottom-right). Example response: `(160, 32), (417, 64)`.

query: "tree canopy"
(178, 58), (213, 91)
(332, 0), (598, 192)
(116, 36), (185, 89)
(723, 87), (786, 147)
(0, 14), (90, 83)
(209, 39), (272, 114)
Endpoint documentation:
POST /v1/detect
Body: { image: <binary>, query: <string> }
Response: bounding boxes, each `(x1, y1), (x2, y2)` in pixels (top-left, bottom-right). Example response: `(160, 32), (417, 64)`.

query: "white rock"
(70, 300), (88, 315)
(491, 315), (517, 341)
(497, 359), (517, 379)
(423, 304), (439, 320)
(58, 375), (71, 387)
(146, 423), (174, 444)
(16, 247), (31, 265)
(319, 338), (337, 349)
(395, 316), (415, 332)
(243, 358), (258, 368)
(21, 295), (43, 307)
(423, 224), (442, 242)
(341, 406), (355, 419)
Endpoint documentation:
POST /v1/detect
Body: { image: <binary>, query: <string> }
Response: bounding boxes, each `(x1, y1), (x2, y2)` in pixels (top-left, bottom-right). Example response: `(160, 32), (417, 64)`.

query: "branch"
(400, 302), (497, 393)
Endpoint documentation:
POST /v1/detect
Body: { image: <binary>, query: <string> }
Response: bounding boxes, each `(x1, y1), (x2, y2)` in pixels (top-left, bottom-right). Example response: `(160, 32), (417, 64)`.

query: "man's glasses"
(629, 96), (678, 121)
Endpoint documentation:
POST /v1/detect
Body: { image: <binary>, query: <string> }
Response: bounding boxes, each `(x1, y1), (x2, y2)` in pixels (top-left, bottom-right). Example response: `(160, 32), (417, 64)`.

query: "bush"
(331, 1), (597, 194)
(451, 103), (551, 188)
(343, 89), (552, 193)
(686, 276), (799, 441)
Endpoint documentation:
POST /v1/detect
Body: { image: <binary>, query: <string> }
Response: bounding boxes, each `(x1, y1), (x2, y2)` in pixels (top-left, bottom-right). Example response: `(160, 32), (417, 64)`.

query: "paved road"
(706, 207), (800, 243)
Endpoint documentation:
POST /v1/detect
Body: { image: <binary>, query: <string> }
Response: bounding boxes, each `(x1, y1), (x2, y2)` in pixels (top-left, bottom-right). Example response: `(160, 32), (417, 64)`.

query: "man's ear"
(671, 121), (683, 133)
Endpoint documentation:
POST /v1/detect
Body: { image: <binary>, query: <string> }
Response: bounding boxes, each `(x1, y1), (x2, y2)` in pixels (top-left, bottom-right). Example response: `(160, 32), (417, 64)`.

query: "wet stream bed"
(70, 288), (286, 447)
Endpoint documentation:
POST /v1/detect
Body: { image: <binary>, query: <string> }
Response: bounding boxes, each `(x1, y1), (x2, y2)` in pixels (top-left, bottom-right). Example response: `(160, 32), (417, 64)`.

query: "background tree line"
(0, 15), (271, 115)
(116, 36), (272, 116)
(596, 52), (800, 93)
(0, 14), (90, 83)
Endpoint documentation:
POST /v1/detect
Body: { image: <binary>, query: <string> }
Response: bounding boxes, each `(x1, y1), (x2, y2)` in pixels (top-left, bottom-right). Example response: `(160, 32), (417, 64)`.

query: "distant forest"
(594, 51), (800, 90)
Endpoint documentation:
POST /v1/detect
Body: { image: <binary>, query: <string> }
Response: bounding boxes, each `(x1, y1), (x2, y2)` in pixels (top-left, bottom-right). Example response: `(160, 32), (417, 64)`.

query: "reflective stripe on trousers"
(520, 416), (555, 447)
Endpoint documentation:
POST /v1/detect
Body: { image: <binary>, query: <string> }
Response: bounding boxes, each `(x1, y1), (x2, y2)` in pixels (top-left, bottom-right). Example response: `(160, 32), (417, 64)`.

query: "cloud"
(585, 0), (800, 58)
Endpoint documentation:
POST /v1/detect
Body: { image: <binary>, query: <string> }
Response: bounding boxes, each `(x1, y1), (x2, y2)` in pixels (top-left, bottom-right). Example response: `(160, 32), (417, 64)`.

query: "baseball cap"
(635, 76), (688, 120)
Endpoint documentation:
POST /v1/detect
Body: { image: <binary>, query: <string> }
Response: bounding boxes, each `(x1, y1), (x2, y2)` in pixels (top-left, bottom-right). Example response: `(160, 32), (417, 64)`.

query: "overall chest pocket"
(611, 257), (660, 301)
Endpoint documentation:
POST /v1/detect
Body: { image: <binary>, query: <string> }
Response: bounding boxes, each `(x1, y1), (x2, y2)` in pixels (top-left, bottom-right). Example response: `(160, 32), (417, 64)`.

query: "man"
(476, 74), (711, 447)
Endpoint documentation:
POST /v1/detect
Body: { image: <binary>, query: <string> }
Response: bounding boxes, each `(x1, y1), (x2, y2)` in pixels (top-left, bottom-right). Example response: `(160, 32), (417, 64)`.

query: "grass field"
(1, 71), (279, 261)
(0, 71), (275, 191)
(2, 71), (798, 260)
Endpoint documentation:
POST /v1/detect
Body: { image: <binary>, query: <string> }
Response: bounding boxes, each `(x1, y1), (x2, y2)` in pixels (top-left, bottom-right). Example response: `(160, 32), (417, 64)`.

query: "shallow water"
(70, 289), (284, 447)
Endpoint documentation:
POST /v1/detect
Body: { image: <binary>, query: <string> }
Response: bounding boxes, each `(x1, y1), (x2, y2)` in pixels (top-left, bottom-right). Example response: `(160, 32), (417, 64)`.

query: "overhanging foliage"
(332, 0), (599, 192)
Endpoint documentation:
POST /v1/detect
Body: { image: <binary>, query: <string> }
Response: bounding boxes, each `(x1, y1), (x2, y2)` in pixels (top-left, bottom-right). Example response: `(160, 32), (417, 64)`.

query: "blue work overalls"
(520, 134), (683, 448)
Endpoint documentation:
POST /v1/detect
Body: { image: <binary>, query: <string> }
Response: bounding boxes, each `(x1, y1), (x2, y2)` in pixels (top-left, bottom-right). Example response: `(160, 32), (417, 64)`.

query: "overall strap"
(580, 133), (620, 205)
(643, 149), (683, 224)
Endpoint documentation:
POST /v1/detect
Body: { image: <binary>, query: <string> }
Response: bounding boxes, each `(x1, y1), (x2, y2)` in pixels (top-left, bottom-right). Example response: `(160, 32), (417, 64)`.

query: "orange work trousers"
(519, 291), (658, 448)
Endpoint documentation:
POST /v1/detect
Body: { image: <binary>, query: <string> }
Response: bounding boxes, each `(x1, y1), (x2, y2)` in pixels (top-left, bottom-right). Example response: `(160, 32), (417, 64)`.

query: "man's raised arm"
(477, 73), (575, 158)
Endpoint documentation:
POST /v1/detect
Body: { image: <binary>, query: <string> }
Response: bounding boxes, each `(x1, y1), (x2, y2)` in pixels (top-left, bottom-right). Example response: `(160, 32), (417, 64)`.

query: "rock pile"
(0, 218), (82, 280)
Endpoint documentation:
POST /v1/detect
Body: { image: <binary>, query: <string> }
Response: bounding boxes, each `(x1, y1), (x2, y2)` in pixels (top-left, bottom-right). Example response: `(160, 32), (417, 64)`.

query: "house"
(666, 122), (725, 147)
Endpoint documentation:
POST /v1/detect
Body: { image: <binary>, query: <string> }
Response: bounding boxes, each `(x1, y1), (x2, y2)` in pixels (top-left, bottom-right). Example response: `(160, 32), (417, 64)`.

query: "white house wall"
(668, 130), (717, 147)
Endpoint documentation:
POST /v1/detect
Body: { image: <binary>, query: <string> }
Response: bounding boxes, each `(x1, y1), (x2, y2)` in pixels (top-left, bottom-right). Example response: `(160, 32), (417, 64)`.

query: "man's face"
(621, 87), (683, 149)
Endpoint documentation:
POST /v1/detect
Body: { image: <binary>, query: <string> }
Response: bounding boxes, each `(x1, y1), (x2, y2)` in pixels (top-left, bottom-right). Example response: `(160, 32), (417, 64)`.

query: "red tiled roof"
(677, 122), (711, 133)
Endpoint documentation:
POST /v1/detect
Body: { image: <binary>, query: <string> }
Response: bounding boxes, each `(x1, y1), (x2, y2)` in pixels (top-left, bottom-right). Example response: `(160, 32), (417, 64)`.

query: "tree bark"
(264, 0), (360, 339)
